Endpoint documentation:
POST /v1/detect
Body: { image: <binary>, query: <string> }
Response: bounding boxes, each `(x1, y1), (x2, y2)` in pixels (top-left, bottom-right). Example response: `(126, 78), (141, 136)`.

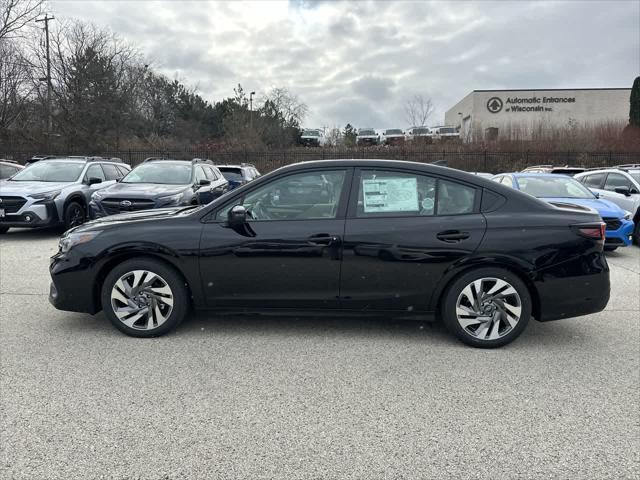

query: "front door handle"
(436, 230), (470, 243)
(308, 233), (340, 246)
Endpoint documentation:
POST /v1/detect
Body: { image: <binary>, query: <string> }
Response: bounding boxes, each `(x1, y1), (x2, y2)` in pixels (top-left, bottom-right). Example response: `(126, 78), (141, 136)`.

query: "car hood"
(0, 180), (72, 195)
(542, 197), (625, 218)
(70, 206), (195, 233)
(94, 182), (188, 198)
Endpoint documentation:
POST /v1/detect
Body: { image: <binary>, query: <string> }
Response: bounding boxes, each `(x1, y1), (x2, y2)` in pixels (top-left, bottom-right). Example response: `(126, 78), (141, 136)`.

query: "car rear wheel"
(63, 201), (86, 230)
(441, 268), (531, 348)
(101, 259), (188, 337)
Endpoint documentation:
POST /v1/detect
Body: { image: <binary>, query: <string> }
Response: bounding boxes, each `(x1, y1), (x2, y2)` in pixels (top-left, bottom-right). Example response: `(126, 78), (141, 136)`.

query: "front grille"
(0, 196), (27, 213)
(603, 217), (622, 231)
(101, 198), (155, 215)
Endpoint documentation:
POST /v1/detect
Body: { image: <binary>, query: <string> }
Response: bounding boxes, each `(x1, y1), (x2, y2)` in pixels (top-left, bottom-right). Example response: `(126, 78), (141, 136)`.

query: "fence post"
(608, 151), (612, 166)
(483, 150), (487, 172)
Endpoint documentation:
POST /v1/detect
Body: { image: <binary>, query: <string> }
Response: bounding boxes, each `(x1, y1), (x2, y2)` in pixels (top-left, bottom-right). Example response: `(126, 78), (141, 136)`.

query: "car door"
(340, 168), (486, 312)
(199, 168), (352, 309)
(82, 164), (112, 203)
(601, 172), (637, 212)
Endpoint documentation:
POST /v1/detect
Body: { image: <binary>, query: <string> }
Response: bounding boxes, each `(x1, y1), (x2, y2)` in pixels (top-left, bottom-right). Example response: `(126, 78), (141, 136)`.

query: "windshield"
(385, 129), (403, 135)
(517, 175), (595, 199)
(413, 128), (430, 134)
(218, 167), (243, 181)
(359, 129), (376, 136)
(122, 163), (192, 184)
(302, 129), (320, 136)
(10, 161), (84, 182)
(440, 127), (456, 134)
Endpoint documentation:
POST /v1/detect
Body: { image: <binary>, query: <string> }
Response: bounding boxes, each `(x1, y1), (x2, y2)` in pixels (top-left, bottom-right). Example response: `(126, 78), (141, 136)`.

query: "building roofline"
(472, 88), (630, 92)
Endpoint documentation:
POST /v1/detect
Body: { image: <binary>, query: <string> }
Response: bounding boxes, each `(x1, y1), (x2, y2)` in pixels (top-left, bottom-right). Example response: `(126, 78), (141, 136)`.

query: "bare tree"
(0, 0), (45, 40)
(325, 126), (342, 146)
(0, 38), (35, 136)
(261, 87), (308, 128)
(404, 94), (434, 127)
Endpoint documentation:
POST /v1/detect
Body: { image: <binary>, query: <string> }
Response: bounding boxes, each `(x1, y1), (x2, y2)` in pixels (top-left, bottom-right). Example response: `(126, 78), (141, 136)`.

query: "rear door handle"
(436, 230), (470, 243)
(308, 233), (340, 246)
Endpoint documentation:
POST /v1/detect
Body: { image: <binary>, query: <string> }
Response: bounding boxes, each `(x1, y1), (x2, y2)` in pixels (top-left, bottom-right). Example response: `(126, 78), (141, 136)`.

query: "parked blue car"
(492, 173), (635, 251)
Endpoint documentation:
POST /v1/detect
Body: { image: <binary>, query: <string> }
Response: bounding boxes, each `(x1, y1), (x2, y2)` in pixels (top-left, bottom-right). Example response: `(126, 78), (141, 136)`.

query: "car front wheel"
(441, 268), (532, 348)
(101, 258), (189, 337)
(63, 201), (86, 230)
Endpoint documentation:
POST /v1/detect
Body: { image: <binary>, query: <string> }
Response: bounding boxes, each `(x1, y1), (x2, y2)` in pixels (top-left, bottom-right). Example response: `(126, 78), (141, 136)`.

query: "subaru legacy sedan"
(49, 160), (610, 348)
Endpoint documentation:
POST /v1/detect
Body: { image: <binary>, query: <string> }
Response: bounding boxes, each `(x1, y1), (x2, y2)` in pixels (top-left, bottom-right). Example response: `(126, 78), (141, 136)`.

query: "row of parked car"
(0, 156), (261, 233)
(299, 126), (460, 147)
(488, 164), (640, 250)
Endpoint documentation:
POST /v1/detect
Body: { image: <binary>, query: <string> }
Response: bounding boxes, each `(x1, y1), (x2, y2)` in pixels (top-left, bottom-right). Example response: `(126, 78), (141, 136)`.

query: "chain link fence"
(1, 147), (638, 174)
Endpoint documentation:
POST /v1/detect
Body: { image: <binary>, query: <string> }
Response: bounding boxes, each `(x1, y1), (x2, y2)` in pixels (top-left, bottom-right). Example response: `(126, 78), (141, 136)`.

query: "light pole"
(249, 91), (256, 129)
(36, 14), (54, 142)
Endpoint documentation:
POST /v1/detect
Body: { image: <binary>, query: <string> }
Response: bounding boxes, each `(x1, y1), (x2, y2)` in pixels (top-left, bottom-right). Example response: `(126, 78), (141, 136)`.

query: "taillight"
(573, 223), (606, 242)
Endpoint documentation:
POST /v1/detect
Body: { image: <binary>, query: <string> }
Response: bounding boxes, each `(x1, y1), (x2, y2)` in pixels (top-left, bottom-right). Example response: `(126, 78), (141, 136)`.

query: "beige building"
(445, 88), (631, 141)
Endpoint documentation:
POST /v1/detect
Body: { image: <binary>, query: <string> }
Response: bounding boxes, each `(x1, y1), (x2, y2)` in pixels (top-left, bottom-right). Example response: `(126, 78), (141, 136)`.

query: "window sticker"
(362, 177), (419, 213)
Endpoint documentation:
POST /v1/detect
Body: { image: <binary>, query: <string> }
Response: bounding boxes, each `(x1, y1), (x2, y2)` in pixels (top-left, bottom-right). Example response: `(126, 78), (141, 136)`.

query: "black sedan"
(49, 160), (610, 348)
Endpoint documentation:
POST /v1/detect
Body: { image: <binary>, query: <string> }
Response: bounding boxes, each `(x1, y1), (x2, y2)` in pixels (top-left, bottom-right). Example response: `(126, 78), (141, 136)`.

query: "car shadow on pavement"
(0, 227), (61, 241)
(55, 306), (594, 350)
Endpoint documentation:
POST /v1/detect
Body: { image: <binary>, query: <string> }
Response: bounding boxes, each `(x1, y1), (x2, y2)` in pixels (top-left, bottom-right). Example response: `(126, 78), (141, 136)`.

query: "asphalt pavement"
(1, 229), (639, 479)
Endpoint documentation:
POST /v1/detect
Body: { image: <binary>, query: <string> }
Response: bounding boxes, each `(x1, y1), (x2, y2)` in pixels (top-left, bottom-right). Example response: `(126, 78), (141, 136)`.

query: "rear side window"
(437, 179), (476, 215)
(582, 173), (605, 188)
(357, 170), (436, 217)
(203, 166), (217, 180)
(0, 165), (18, 178)
(604, 173), (632, 191)
(355, 170), (476, 217)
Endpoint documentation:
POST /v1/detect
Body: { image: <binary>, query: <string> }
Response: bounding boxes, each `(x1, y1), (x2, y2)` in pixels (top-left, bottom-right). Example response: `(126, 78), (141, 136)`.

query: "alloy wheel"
(110, 270), (174, 330)
(68, 205), (84, 227)
(455, 277), (522, 341)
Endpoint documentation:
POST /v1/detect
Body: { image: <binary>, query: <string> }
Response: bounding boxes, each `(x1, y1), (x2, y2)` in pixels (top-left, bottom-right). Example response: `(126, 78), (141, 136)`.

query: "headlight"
(623, 211), (632, 220)
(59, 231), (102, 253)
(31, 190), (61, 201)
(157, 193), (183, 206)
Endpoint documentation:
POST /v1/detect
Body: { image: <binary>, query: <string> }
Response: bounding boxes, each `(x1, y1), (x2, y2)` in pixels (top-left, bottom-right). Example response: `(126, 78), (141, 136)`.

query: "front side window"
(604, 173), (632, 191)
(85, 164), (106, 182)
(102, 163), (122, 180)
(194, 166), (207, 183)
(10, 161), (84, 182)
(217, 170), (346, 221)
(582, 172), (605, 188)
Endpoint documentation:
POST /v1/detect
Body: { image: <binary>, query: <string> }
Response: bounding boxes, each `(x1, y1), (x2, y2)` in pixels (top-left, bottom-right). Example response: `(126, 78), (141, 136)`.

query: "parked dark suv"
(89, 158), (229, 218)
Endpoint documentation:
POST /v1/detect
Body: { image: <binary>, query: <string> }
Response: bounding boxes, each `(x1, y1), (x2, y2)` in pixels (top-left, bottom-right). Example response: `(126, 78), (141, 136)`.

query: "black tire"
(63, 201), (86, 230)
(441, 268), (532, 348)
(0, 226), (9, 234)
(604, 246), (618, 252)
(634, 219), (640, 246)
(101, 258), (189, 338)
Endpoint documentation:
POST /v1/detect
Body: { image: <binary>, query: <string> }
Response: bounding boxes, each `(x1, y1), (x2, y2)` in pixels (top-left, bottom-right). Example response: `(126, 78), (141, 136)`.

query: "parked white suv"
(575, 165), (640, 243)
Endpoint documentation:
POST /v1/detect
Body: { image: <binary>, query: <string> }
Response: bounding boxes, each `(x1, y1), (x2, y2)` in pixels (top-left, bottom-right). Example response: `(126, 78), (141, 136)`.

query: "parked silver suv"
(575, 164), (640, 243)
(0, 156), (130, 233)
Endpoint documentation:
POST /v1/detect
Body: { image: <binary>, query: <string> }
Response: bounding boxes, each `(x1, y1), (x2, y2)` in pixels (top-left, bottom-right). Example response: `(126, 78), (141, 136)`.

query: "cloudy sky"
(51, 0), (639, 129)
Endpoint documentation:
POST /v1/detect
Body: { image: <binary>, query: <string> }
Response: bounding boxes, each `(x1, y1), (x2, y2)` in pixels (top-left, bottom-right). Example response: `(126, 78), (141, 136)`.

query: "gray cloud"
(52, 0), (639, 129)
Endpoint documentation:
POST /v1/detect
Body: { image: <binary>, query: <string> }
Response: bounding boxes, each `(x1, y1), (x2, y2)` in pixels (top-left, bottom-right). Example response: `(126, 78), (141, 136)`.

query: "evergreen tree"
(343, 123), (357, 147)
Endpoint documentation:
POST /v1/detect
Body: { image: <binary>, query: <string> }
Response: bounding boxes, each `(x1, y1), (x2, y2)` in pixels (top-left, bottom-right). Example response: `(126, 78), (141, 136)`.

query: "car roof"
(508, 172), (575, 178)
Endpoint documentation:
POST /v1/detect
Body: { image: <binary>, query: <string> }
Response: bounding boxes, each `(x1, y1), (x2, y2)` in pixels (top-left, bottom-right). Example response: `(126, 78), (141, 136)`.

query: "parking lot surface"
(1, 229), (639, 479)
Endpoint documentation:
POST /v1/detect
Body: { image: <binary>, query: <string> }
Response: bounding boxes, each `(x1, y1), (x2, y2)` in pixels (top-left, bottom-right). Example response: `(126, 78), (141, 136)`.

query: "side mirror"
(614, 186), (631, 196)
(88, 177), (102, 185)
(228, 205), (247, 228)
(198, 179), (211, 186)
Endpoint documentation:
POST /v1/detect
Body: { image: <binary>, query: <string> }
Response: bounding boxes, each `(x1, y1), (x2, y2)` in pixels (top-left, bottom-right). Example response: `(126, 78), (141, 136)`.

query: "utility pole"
(36, 14), (54, 137)
(249, 91), (256, 129)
